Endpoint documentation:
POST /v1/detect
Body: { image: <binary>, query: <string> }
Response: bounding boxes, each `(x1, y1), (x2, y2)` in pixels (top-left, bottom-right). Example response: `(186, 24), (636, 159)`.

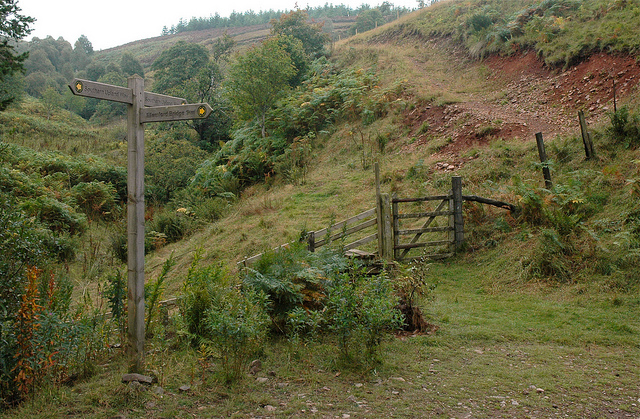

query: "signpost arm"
(127, 75), (146, 373)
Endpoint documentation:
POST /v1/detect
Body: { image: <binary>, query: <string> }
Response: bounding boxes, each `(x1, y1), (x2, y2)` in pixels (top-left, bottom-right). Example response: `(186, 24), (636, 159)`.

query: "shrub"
(179, 253), (269, 382)
(109, 223), (128, 264)
(287, 306), (324, 343)
(607, 106), (640, 148)
(202, 286), (269, 383)
(274, 135), (313, 185)
(104, 270), (127, 339)
(71, 181), (119, 220)
(1, 264), (108, 407)
(190, 159), (240, 198)
(325, 270), (403, 364)
(243, 243), (348, 332)
(513, 179), (602, 281)
(525, 228), (574, 281)
(244, 244), (402, 367)
(179, 253), (228, 344)
(145, 255), (176, 333)
(0, 166), (38, 197)
(108, 221), (160, 263)
(20, 196), (86, 235)
(145, 138), (208, 204)
(148, 210), (198, 244)
(85, 166), (127, 202)
(172, 186), (231, 222)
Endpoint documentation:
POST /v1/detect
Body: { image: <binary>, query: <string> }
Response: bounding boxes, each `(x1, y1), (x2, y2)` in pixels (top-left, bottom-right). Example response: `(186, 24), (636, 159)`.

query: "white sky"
(20, 0), (418, 51)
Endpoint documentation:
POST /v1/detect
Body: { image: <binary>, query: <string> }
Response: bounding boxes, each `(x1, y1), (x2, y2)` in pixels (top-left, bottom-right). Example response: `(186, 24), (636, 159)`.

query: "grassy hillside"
(93, 24), (272, 70)
(2, 0), (640, 416)
(381, 0), (640, 67)
(92, 16), (359, 71)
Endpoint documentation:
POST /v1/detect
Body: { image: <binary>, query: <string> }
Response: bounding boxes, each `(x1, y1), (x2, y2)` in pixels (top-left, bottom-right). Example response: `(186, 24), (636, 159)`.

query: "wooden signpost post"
(69, 75), (212, 372)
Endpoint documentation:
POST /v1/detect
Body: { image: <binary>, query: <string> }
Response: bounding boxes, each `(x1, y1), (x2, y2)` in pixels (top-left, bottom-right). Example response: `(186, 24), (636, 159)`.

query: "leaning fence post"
(451, 176), (464, 252)
(613, 78), (617, 113)
(535, 132), (553, 189)
(578, 110), (595, 160)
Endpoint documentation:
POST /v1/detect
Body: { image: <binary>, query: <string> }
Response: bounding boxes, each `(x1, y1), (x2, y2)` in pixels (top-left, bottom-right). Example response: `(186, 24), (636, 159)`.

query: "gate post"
(450, 176), (464, 252)
(375, 162), (394, 261)
(307, 231), (316, 252)
(392, 193), (399, 260)
(378, 193), (394, 261)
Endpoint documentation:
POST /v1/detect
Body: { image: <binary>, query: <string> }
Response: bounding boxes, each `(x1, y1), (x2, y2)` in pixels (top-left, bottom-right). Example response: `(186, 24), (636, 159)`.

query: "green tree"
(41, 86), (62, 119)
(227, 37), (295, 138)
(152, 41), (232, 150)
(273, 35), (308, 88)
(72, 35), (93, 71)
(24, 70), (47, 97)
(0, 71), (22, 106)
(151, 41), (209, 96)
(270, 9), (329, 59)
(185, 60), (233, 150)
(85, 61), (105, 81)
(120, 52), (144, 77)
(352, 9), (385, 34)
(145, 137), (208, 204)
(212, 32), (235, 62)
(74, 34), (93, 55)
(23, 36), (75, 96)
(24, 49), (55, 75)
(0, 0), (34, 110)
(27, 36), (72, 74)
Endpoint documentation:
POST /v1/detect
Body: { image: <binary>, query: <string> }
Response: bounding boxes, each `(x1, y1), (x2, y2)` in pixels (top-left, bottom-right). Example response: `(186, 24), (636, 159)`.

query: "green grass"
(427, 261), (639, 347)
(0, 97), (125, 164)
(4, 258), (639, 418)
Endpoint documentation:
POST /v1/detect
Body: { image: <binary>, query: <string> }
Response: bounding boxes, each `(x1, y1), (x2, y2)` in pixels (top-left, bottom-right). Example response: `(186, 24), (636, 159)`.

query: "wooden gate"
(391, 177), (464, 261)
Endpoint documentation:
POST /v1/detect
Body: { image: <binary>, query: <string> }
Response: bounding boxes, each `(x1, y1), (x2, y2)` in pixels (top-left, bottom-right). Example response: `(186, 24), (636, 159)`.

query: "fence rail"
(239, 207), (379, 267)
(309, 208), (377, 250)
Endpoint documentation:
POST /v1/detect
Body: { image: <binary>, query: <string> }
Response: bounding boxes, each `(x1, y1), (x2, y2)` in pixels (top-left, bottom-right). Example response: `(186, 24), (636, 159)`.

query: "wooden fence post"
(578, 110), (595, 160)
(374, 162), (394, 261)
(392, 193), (399, 261)
(375, 162), (383, 257)
(535, 132), (553, 189)
(379, 193), (394, 261)
(307, 231), (315, 252)
(451, 176), (464, 251)
(613, 78), (617, 113)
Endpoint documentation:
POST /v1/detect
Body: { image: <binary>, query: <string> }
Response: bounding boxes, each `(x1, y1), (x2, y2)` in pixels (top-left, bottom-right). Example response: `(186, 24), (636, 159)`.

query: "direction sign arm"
(139, 103), (213, 123)
(144, 92), (187, 107)
(68, 78), (133, 104)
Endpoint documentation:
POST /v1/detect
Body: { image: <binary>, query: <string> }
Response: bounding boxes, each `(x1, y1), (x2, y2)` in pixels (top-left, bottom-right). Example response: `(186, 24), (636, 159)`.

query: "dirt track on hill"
(401, 48), (640, 166)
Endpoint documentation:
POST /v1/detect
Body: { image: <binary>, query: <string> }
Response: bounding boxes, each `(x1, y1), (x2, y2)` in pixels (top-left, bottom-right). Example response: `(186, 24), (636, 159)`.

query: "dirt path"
(401, 47), (640, 162)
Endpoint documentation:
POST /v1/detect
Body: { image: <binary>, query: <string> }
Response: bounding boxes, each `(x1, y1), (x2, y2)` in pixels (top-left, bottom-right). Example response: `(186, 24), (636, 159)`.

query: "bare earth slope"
(398, 42), (640, 164)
